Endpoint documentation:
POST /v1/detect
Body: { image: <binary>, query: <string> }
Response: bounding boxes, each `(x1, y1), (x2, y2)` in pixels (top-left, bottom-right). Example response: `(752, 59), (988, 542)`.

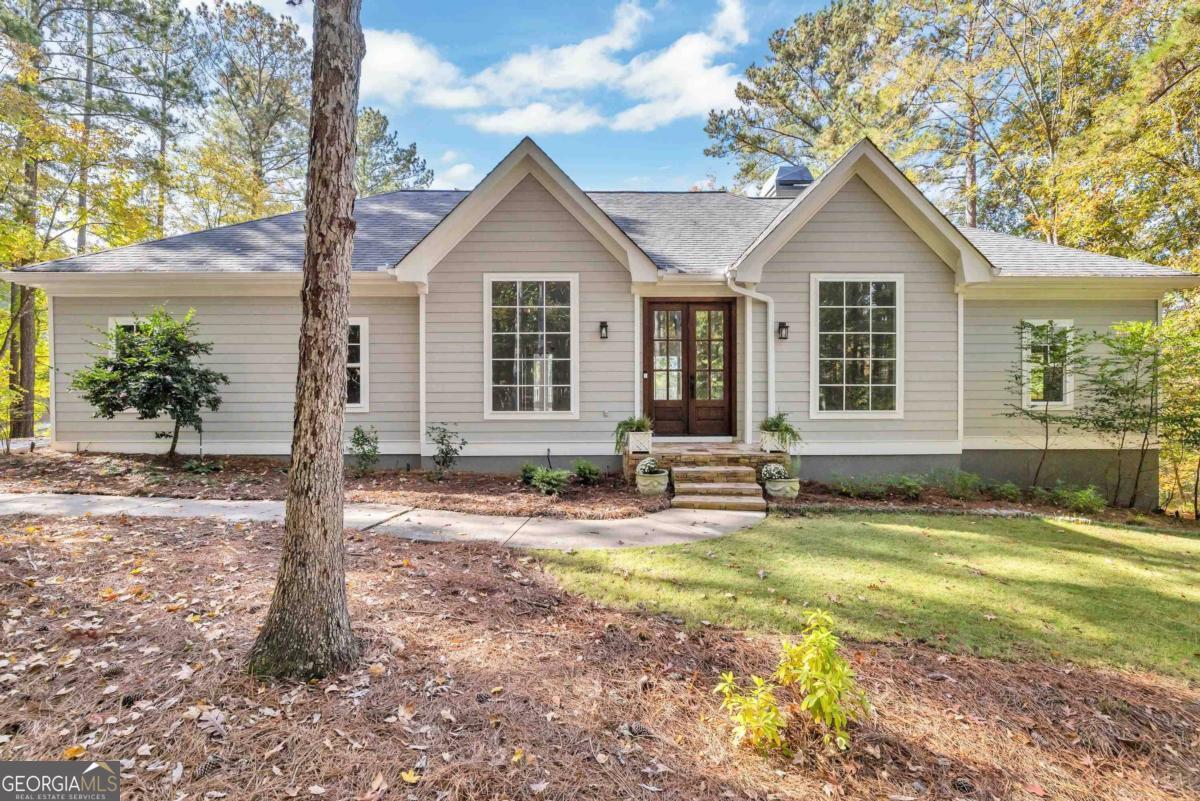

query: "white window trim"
(482, 272), (580, 421)
(808, 273), (905, 420)
(346, 317), (369, 414)
(1021, 318), (1074, 410)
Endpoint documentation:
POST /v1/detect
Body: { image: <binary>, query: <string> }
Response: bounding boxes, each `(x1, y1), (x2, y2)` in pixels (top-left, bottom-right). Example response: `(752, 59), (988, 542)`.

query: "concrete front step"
(671, 465), (758, 483)
(672, 494), (767, 511)
(674, 481), (763, 497)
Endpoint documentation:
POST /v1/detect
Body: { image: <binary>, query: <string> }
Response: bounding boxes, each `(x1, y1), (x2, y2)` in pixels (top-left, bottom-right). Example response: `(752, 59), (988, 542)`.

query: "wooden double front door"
(643, 300), (735, 436)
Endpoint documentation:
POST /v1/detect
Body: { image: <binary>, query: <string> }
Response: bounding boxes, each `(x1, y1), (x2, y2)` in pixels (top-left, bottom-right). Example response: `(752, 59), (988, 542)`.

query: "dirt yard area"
(0, 450), (667, 519)
(1, 514), (1196, 800)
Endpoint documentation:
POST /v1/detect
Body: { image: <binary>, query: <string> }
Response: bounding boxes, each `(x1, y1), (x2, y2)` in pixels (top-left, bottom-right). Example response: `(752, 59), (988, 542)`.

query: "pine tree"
(354, 107), (433, 196)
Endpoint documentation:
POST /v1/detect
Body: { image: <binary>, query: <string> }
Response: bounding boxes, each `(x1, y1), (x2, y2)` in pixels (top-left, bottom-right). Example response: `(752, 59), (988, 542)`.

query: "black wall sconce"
(777, 321), (790, 340)
(599, 321), (609, 339)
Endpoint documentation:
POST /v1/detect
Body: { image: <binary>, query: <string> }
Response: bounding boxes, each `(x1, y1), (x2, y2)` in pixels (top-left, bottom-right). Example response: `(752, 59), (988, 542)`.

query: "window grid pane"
(493, 280), (571, 412)
(346, 324), (364, 406)
(816, 280), (897, 412)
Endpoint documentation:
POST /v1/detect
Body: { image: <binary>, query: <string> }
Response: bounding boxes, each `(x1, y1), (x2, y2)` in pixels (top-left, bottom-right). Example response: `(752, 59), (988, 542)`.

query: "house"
(11, 138), (1199, 505)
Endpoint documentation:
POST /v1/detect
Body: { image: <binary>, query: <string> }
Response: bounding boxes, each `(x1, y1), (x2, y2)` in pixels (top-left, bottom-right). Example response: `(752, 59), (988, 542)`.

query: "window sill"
(484, 411), (580, 421)
(1024, 402), (1073, 411)
(810, 410), (904, 421)
(346, 405), (370, 414)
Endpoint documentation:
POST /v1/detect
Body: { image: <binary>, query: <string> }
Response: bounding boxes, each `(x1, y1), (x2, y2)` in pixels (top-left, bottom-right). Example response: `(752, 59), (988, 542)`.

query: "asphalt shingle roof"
(958, 227), (1190, 278)
(16, 187), (1193, 280)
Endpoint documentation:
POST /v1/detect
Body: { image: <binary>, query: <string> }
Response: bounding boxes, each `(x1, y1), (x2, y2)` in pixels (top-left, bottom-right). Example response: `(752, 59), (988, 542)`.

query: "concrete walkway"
(0, 491), (763, 550)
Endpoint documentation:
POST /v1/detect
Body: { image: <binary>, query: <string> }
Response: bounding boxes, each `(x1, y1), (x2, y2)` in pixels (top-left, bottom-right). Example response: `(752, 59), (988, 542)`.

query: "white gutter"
(725, 273), (775, 443)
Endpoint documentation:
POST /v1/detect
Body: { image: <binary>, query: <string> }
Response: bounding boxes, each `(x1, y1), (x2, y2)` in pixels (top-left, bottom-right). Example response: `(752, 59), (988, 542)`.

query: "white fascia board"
(393, 137), (658, 284)
(732, 139), (994, 286)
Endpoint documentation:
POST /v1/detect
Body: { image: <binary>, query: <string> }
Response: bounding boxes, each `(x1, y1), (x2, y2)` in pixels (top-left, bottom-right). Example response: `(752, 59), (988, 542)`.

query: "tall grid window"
(346, 321), (366, 409)
(815, 278), (900, 414)
(1025, 321), (1072, 406)
(488, 278), (574, 414)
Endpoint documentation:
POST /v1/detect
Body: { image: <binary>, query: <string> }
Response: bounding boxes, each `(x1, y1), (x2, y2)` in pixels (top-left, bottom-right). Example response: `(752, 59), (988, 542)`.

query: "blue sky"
(253, 0), (826, 191)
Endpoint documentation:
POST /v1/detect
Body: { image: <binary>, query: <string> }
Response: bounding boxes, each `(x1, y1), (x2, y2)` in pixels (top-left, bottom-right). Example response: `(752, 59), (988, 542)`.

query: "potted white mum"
(635, 456), (669, 495)
(760, 461), (799, 499)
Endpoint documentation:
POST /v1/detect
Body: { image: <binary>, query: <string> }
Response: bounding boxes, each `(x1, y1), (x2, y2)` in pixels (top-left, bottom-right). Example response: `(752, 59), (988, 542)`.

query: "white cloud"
(610, 0), (747, 131)
(360, 29), (485, 110)
(473, 0), (650, 103)
(350, 0), (749, 136)
(439, 150), (461, 164)
(467, 102), (604, 135)
(431, 162), (480, 190)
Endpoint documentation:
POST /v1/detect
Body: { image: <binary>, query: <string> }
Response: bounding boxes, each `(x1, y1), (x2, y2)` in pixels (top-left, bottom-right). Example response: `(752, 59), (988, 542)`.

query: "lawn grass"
(541, 513), (1200, 679)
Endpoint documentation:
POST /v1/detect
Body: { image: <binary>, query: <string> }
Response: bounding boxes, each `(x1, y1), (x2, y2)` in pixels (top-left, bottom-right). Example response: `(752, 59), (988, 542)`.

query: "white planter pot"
(764, 478), (800, 499)
(636, 470), (669, 495)
(760, 431), (787, 453)
(626, 431), (653, 454)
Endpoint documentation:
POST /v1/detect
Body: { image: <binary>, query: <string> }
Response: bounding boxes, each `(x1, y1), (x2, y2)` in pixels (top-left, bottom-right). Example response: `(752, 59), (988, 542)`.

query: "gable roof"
(394, 137), (659, 283)
(11, 137), (1197, 287)
(731, 139), (994, 285)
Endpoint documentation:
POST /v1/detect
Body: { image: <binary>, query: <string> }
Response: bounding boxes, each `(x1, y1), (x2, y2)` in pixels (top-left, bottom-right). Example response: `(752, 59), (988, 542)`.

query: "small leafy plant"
(520, 462), (539, 486)
(760, 462), (790, 481)
(572, 458), (602, 486)
(889, 474), (926, 500)
(530, 467), (571, 495)
(714, 673), (787, 751)
(349, 424), (380, 477)
(426, 423), (466, 480)
(984, 480), (1023, 503)
(636, 456), (663, 475)
(614, 415), (652, 453)
(829, 474), (888, 500)
(930, 469), (983, 500)
(715, 609), (869, 754)
(774, 609), (871, 751)
(182, 457), (222, 475)
(1051, 483), (1107, 515)
(759, 412), (801, 451)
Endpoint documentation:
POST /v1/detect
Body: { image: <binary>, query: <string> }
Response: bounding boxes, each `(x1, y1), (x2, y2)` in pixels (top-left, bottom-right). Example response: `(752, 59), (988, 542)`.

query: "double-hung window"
(485, 274), (578, 418)
(810, 274), (903, 418)
(1023, 319), (1073, 408)
(346, 318), (368, 412)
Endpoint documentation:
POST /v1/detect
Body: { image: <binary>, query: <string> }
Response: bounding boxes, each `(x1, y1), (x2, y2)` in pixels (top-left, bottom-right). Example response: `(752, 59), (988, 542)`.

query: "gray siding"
(424, 174), (634, 450)
(963, 298), (1158, 440)
(757, 176), (959, 445)
(52, 295), (419, 453)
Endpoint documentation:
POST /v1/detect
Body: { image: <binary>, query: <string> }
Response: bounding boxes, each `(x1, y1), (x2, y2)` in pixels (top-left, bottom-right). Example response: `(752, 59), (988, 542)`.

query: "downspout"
(725, 272), (775, 443)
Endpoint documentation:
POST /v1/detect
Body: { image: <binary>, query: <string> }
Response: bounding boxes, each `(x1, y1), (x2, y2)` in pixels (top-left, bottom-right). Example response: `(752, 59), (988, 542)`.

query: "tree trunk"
(156, 114), (168, 237)
(248, 0), (365, 680)
(1192, 458), (1198, 521)
(77, 0), (95, 254)
(14, 288), (35, 438)
(168, 418), (180, 459)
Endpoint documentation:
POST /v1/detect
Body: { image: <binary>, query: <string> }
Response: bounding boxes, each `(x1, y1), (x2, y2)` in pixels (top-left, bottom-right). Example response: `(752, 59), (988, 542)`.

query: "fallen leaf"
(308, 786), (326, 796)
(400, 769), (420, 785)
(63, 745), (86, 760)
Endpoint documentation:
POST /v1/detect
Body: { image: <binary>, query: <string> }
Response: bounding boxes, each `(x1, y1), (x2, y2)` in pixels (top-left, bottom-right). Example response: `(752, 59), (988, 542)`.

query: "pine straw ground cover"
(2, 515), (1198, 800)
(0, 450), (666, 519)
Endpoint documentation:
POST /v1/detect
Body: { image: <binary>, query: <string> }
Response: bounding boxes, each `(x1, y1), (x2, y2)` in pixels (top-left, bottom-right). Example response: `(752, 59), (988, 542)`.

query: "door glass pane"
(652, 308), (684, 405)
(711, 371), (724, 400)
(696, 371), (710, 400)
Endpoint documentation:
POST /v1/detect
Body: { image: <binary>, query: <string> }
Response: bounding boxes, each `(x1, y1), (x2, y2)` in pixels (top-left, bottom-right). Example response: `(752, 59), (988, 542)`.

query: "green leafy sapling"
(70, 308), (228, 459)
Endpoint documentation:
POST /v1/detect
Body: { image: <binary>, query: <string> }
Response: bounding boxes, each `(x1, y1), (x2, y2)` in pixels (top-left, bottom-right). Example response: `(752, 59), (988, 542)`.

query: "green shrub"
(1051, 484), (1107, 515)
(930, 469), (983, 500)
(829, 474), (887, 499)
(572, 458), (602, 486)
(348, 424), (380, 477)
(530, 467), (571, 495)
(520, 462), (539, 486)
(714, 673), (787, 752)
(774, 609), (871, 751)
(1030, 485), (1054, 505)
(889, 474), (926, 501)
(182, 457), (221, 475)
(426, 423), (466, 480)
(985, 480), (1023, 503)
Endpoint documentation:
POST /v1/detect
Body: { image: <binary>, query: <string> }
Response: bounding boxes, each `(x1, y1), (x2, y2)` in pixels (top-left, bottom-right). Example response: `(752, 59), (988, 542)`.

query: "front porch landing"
(623, 442), (788, 511)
